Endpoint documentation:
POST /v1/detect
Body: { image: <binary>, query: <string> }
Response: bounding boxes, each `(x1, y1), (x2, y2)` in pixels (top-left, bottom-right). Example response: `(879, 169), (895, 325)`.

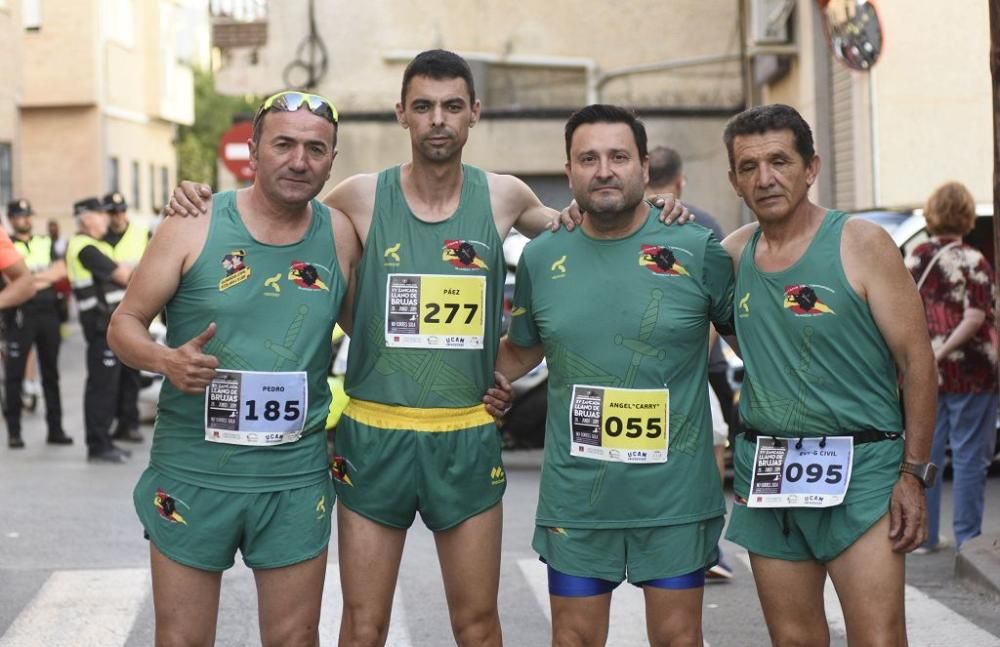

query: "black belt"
(741, 428), (902, 445)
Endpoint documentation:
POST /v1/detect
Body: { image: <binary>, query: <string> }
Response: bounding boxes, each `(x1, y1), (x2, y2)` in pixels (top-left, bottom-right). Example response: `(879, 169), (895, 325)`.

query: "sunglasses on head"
(255, 91), (339, 126)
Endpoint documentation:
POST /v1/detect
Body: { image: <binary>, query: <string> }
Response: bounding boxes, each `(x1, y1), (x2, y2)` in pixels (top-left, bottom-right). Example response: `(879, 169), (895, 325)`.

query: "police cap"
(7, 199), (32, 217)
(102, 191), (127, 213)
(73, 197), (106, 217)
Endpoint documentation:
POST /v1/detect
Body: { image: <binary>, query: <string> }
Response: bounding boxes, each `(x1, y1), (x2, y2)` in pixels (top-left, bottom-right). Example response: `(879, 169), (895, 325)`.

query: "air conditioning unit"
(751, 0), (795, 45)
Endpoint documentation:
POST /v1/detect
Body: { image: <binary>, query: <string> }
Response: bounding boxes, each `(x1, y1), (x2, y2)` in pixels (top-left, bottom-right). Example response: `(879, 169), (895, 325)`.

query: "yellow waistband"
(343, 399), (494, 432)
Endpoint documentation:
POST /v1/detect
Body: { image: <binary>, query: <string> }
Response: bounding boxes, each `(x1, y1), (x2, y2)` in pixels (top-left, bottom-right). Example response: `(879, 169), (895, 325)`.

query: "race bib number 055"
(747, 436), (854, 508)
(569, 385), (668, 464)
(204, 370), (308, 446)
(385, 274), (486, 349)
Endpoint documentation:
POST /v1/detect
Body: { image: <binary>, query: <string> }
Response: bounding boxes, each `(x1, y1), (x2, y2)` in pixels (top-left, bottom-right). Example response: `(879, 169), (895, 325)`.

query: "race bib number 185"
(204, 370), (308, 446)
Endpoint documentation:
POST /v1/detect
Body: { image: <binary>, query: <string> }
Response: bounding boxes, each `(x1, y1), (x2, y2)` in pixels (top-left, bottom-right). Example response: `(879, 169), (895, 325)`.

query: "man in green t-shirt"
(719, 104), (936, 645)
(497, 104), (735, 646)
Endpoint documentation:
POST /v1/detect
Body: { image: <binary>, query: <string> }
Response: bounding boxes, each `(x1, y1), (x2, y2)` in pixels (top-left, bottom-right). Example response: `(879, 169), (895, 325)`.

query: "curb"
(954, 534), (1000, 602)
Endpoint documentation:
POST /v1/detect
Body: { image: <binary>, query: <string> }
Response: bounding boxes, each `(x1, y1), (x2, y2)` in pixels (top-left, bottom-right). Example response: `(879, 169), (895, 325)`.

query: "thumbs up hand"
(164, 322), (221, 394)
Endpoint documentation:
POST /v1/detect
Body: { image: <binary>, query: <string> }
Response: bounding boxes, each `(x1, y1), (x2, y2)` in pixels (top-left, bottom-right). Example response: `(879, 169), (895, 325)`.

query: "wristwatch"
(899, 461), (938, 488)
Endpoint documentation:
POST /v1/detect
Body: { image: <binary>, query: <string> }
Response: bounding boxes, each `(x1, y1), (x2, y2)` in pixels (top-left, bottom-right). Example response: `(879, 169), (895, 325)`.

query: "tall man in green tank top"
(108, 91), (360, 647)
(719, 104), (937, 645)
(497, 105), (735, 646)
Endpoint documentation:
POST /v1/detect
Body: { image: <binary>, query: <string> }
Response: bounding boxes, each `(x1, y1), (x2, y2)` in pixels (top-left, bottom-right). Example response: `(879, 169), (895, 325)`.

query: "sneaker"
(706, 555), (734, 581)
(87, 447), (129, 464)
(912, 536), (953, 555)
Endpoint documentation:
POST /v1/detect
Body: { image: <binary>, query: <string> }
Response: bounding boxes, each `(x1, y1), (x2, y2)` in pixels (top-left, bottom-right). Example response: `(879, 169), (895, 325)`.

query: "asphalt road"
(1, 329), (999, 646)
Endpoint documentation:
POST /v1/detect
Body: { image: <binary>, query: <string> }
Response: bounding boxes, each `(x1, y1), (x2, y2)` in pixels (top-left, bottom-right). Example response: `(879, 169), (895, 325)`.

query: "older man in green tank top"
(719, 104), (936, 646)
(108, 91), (360, 647)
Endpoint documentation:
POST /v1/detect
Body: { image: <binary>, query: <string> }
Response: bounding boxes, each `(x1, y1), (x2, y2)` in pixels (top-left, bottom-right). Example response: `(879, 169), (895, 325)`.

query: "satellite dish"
(818, 0), (884, 71)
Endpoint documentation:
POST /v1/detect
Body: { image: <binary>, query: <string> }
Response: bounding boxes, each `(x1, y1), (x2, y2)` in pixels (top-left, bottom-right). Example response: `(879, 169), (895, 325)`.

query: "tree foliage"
(176, 68), (259, 189)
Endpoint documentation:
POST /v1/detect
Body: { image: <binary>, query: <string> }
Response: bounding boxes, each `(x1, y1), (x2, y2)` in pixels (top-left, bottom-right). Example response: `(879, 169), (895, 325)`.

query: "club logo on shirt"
(219, 249), (250, 291)
(315, 495), (327, 520)
(739, 292), (751, 318)
(639, 244), (689, 276)
(154, 488), (189, 525)
(490, 465), (506, 486)
(331, 455), (354, 487)
(263, 272), (282, 297)
(547, 527), (569, 538)
(550, 255), (567, 279)
(288, 260), (329, 291)
(442, 240), (489, 270)
(783, 284), (836, 316)
(384, 242), (402, 267)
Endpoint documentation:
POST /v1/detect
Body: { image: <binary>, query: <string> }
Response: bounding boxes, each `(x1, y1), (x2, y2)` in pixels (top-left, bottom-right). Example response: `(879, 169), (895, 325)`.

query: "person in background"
(103, 191), (149, 444)
(905, 181), (997, 553)
(3, 199), (71, 448)
(66, 197), (133, 463)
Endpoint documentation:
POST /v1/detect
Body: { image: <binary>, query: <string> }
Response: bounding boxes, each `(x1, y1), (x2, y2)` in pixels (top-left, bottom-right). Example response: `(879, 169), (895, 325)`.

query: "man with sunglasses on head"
(108, 90), (360, 647)
(167, 50), (687, 647)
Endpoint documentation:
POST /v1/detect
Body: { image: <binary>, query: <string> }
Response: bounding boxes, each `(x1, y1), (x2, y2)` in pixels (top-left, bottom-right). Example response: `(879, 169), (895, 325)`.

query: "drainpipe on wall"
(868, 69), (880, 207)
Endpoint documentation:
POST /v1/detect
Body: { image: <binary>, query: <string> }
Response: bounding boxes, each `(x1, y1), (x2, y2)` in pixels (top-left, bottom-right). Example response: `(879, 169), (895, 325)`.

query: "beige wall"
(872, 0), (992, 206)
(20, 107), (102, 226)
(213, 1), (746, 228)
(216, 1), (743, 110)
(761, 0), (992, 210)
(22, 1), (100, 107)
(0, 1), (22, 205)
(105, 116), (176, 222)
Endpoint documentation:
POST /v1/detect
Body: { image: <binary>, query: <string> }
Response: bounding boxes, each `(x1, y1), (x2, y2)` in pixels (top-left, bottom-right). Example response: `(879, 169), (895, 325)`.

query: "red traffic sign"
(218, 121), (255, 180)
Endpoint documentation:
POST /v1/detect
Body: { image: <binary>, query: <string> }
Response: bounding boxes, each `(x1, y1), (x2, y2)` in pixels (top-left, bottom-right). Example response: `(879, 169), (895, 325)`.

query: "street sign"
(218, 121), (255, 180)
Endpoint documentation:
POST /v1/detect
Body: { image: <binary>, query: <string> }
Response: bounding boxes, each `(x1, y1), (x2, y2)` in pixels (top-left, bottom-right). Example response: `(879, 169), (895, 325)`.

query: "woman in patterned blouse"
(905, 181), (998, 553)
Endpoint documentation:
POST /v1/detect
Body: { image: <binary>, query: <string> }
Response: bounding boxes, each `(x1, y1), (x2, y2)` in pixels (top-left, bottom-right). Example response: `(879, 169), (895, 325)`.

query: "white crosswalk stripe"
(0, 568), (149, 647)
(734, 551), (1000, 647)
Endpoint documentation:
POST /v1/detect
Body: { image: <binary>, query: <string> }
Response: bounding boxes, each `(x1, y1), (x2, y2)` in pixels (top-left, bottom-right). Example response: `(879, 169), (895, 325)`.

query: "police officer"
(102, 192), (147, 443)
(67, 197), (133, 462)
(3, 199), (72, 448)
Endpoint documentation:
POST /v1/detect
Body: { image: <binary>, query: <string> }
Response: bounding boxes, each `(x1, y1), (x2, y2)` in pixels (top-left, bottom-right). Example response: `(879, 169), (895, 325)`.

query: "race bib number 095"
(569, 385), (669, 464)
(385, 274), (486, 349)
(747, 436), (854, 508)
(204, 370), (308, 446)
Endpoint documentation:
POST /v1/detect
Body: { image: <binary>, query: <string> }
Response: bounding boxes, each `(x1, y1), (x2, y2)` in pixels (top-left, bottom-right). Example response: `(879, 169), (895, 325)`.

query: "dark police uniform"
(3, 199), (71, 447)
(102, 192), (148, 443)
(67, 197), (129, 462)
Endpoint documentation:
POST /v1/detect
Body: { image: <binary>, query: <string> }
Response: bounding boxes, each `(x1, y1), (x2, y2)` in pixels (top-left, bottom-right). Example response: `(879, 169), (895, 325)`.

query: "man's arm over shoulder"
(842, 217), (936, 552)
(108, 201), (213, 378)
(330, 206), (361, 334)
(488, 173), (559, 239)
(322, 173), (378, 241)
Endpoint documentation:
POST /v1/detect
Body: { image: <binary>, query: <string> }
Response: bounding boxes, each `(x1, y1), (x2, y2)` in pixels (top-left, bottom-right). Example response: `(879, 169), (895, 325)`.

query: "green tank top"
(346, 164), (504, 408)
(508, 211), (735, 528)
(152, 191), (345, 492)
(735, 210), (902, 437)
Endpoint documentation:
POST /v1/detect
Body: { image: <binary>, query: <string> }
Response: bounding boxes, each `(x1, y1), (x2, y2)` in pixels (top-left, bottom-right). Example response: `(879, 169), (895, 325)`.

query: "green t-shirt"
(152, 191), (345, 492)
(509, 210), (734, 528)
(345, 164), (505, 408)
